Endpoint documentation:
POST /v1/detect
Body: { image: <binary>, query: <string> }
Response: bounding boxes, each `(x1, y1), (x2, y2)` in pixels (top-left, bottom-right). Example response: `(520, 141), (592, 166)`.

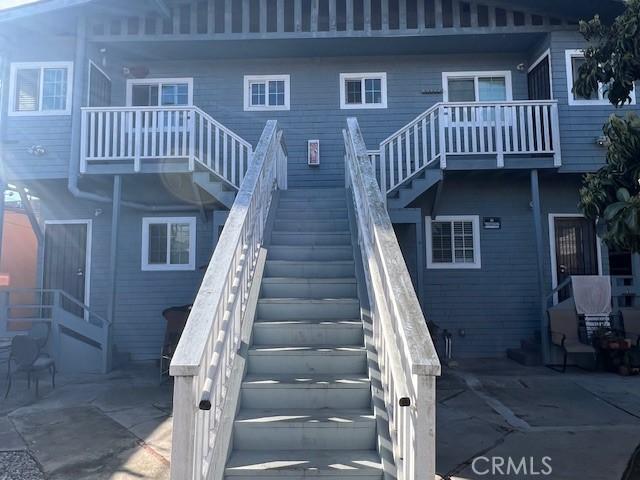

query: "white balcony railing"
(80, 106), (253, 188)
(376, 100), (561, 195)
(169, 120), (286, 480)
(344, 118), (441, 480)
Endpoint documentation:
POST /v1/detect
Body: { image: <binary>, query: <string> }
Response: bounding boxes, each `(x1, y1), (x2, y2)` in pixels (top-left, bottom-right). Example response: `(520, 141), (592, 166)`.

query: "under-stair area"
(224, 187), (384, 479)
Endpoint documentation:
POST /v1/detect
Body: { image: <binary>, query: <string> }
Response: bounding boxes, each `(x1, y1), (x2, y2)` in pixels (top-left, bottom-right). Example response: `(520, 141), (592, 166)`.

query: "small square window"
(427, 216), (481, 269)
(142, 217), (196, 271)
(244, 75), (290, 111)
(340, 73), (387, 109)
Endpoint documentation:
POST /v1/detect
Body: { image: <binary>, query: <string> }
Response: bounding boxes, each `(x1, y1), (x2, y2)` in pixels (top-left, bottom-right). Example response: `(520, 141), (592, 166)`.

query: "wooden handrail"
(344, 117), (440, 480)
(169, 120), (286, 480)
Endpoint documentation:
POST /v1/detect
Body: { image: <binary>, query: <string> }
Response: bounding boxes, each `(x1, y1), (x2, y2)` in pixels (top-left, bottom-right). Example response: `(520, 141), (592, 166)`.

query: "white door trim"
(548, 213), (603, 304)
(43, 220), (93, 310)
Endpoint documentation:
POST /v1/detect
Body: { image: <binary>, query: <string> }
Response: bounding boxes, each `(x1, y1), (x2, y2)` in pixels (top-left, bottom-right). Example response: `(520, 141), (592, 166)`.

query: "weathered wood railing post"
(345, 117), (441, 480)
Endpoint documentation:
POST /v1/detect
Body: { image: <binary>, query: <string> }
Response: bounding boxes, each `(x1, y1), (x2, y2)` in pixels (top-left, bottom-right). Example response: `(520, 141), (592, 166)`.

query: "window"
(565, 49), (636, 106)
(126, 78), (193, 106)
(426, 216), (481, 269)
(442, 71), (513, 102)
(142, 217), (196, 271)
(244, 75), (290, 111)
(9, 62), (73, 115)
(340, 73), (387, 109)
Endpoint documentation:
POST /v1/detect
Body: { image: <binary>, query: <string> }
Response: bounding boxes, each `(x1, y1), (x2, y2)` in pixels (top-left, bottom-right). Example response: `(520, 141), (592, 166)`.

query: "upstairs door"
(43, 222), (90, 317)
(553, 216), (599, 302)
(527, 54), (552, 100)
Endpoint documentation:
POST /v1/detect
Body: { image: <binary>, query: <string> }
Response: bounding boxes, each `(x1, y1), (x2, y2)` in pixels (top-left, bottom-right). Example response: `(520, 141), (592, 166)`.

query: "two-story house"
(0, 0), (637, 478)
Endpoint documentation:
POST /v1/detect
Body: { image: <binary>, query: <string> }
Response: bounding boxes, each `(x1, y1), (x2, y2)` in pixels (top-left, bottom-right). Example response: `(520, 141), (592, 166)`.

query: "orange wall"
(1, 209), (38, 291)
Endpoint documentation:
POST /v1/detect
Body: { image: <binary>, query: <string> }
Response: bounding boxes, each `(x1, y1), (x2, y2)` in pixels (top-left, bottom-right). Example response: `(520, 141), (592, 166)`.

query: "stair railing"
(0, 288), (111, 372)
(378, 104), (443, 194)
(371, 100), (562, 196)
(344, 118), (441, 480)
(169, 120), (286, 480)
(81, 106), (253, 188)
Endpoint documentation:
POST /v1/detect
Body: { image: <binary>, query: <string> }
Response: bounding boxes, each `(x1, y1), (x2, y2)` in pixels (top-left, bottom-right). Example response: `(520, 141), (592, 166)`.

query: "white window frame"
(141, 217), (196, 271)
(339, 72), (388, 109)
(426, 215), (481, 269)
(442, 71), (513, 102)
(8, 61), (74, 116)
(126, 77), (194, 106)
(243, 75), (290, 111)
(565, 49), (636, 106)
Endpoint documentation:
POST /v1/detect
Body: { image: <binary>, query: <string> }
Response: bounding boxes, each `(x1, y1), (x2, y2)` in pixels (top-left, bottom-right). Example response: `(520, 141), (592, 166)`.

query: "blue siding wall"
(37, 181), (213, 362)
(3, 34), (76, 180)
(549, 30), (640, 173)
(411, 171), (607, 358)
(107, 53), (529, 188)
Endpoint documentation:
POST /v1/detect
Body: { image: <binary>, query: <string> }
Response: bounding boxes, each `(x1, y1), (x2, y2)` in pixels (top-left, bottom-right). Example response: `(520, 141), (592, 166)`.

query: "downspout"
(67, 16), (200, 213)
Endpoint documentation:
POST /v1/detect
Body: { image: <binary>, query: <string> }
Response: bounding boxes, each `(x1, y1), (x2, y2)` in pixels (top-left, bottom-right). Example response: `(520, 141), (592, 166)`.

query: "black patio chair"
(159, 304), (191, 383)
(5, 335), (56, 398)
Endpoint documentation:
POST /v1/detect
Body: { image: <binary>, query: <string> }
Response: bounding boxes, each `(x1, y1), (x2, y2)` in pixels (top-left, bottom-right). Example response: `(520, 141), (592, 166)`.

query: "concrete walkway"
(437, 359), (640, 480)
(0, 366), (171, 479)
(1, 359), (638, 479)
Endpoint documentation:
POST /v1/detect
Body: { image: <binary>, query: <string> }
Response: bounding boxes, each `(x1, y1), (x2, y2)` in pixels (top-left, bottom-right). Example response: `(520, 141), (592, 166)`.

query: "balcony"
(368, 100), (561, 196)
(80, 106), (252, 185)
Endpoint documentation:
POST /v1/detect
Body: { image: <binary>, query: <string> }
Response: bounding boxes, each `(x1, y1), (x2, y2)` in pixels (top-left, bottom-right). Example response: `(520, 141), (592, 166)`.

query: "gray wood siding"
(411, 171), (607, 358)
(549, 30), (640, 173)
(108, 53), (528, 188)
(2, 34), (76, 180)
(37, 181), (213, 362)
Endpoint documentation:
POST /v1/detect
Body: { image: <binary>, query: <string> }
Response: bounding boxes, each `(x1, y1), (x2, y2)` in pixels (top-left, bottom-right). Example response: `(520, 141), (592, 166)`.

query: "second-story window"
(340, 73), (388, 109)
(443, 71), (513, 102)
(244, 75), (290, 111)
(9, 62), (74, 116)
(126, 78), (194, 106)
(565, 49), (636, 106)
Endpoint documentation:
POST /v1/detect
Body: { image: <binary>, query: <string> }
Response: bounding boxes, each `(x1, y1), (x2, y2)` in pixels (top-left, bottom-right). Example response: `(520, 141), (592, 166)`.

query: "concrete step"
(279, 188), (346, 199)
(270, 231), (352, 246)
(278, 199), (348, 210)
(265, 260), (355, 279)
(240, 374), (371, 409)
(267, 245), (353, 261)
(507, 348), (542, 367)
(247, 345), (367, 374)
(224, 450), (383, 478)
(257, 298), (360, 321)
(252, 320), (364, 346)
(233, 409), (376, 451)
(260, 277), (358, 299)
(276, 208), (349, 221)
(274, 220), (349, 232)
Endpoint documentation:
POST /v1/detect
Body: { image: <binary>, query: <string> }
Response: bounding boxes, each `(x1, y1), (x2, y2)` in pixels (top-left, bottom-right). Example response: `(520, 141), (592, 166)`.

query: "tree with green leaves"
(575, 0), (640, 252)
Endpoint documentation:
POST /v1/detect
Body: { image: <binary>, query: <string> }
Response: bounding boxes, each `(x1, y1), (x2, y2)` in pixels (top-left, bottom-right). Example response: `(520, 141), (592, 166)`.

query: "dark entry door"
(43, 223), (89, 316)
(554, 217), (599, 301)
(528, 55), (552, 100)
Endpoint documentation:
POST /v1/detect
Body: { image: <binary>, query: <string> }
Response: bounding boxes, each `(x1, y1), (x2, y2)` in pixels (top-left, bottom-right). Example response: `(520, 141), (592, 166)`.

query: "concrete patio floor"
(437, 359), (640, 480)
(0, 365), (172, 479)
(0, 359), (638, 479)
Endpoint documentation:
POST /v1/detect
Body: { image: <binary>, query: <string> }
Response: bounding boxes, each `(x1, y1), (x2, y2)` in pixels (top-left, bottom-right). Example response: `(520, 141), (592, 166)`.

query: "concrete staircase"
(224, 188), (384, 479)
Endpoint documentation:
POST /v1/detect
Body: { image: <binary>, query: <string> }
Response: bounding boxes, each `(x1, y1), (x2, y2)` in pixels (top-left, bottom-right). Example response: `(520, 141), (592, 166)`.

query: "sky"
(0, 0), (42, 12)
